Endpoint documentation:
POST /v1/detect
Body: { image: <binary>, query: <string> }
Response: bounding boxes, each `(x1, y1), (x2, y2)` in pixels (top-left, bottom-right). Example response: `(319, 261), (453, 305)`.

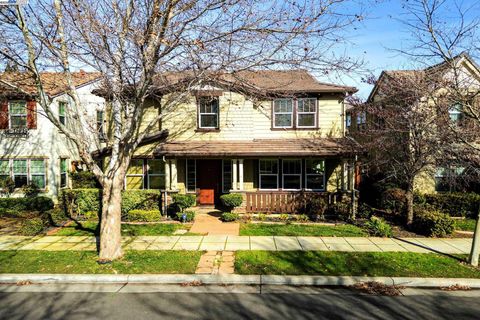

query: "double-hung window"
(126, 159), (144, 190)
(259, 159), (278, 189)
(448, 103), (464, 125)
(198, 97), (219, 129)
(9, 101), (27, 129)
(30, 159), (46, 189)
(147, 159), (165, 189)
(97, 110), (105, 140)
(60, 158), (68, 188)
(282, 159), (302, 190)
(58, 101), (66, 126)
(12, 160), (28, 188)
(296, 98), (317, 128)
(305, 159), (325, 190)
(0, 160), (9, 186)
(346, 114), (352, 128)
(186, 159), (196, 192)
(273, 99), (293, 128)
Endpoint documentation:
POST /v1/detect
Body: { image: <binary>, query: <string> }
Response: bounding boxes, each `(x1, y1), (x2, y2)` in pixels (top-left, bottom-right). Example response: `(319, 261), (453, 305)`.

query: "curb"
(2, 274), (480, 288)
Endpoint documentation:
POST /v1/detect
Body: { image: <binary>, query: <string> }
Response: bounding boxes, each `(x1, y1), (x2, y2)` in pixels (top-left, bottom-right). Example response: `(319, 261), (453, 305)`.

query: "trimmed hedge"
(412, 208), (455, 237)
(126, 210), (161, 222)
(220, 194), (243, 210)
(0, 196), (54, 216)
(171, 194), (196, 212)
(221, 212), (239, 222)
(176, 210), (195, 222)
(61, 188), (161, 219)
(19, 218), (44, 236)
(416, 192), (480, 218)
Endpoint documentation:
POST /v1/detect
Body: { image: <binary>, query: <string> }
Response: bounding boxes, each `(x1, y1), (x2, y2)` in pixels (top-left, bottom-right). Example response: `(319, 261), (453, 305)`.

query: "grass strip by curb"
(240, 223), (367, 237)
(0, 250), (202, 274)
(235, 251), (480, 278)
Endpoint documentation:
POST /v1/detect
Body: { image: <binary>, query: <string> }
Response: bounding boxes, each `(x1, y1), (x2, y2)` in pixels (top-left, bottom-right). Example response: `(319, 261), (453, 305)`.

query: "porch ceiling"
(154, 138), (360, 158)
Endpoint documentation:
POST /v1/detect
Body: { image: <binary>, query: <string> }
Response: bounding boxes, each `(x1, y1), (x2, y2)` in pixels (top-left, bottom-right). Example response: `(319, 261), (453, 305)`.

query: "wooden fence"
(245, 191), (343, 213)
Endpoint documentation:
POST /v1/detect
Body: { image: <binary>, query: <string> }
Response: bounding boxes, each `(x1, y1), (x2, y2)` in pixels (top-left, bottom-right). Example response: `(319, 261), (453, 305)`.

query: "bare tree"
(0, 0), (366, 261)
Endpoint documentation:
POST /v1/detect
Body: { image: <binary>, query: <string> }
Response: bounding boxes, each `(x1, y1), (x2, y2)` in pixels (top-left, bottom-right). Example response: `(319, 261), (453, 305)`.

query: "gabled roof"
(152, 69), (357, 96)
(0, 71), (102, 98)
(367, 52), (480, 102)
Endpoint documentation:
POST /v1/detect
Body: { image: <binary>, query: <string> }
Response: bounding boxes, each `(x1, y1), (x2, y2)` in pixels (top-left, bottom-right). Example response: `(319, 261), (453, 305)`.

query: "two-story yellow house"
(122, 70), (359, 212)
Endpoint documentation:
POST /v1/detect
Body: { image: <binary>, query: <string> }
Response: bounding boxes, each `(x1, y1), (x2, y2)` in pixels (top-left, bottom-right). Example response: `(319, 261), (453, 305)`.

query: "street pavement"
(1, 286), (479, 319)
(0, 235), (473, 253)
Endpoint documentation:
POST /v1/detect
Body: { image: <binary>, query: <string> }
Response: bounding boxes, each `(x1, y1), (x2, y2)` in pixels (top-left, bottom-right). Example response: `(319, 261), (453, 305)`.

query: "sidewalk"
(0, 235), (473, 254)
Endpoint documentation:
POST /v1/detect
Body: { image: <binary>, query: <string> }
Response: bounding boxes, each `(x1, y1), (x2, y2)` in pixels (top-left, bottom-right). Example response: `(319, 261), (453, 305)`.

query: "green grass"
(53, 221), (191, 236)
(240, 223), (367, 237)
(235, 251), (480, 278)
(0, 250), (202, 274)
(455, 219), (477, 232)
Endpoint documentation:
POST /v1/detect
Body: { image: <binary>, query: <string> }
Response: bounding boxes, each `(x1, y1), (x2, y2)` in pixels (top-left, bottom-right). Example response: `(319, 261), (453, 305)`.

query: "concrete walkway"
(190, 213), (239, 236)
(0, 235), (473, 254)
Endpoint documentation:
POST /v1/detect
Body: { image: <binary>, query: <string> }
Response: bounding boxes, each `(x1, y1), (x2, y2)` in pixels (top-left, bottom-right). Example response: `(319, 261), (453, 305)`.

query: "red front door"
(196, 159), (222, 205)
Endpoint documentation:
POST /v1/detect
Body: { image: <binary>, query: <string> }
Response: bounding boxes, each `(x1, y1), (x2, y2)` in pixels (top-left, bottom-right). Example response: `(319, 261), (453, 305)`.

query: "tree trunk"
(405, 185), (414, 226)
(98, 176), (124, 261)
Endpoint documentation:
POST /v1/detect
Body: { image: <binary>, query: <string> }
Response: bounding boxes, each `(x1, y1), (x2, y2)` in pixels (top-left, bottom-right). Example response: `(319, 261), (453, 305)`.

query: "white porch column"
(170, 159), (178, 190)
(238, 159), (244, 191)
(232, 159), (238, 191)
(165, 159), (171, 190)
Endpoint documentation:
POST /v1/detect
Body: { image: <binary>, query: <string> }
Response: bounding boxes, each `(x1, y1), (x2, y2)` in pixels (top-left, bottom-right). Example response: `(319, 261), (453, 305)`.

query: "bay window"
(259, 159), (278, 189)
(305, 159), (325, 190)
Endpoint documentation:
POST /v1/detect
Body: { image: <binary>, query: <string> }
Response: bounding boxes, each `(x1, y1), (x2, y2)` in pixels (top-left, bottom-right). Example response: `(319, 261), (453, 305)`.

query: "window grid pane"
(273, 99), (293, 127)
(305, 159), (325, 190)
(199, 98), (219, 129)
(223, 160), (232, 192)
(187, 159), (196, 192)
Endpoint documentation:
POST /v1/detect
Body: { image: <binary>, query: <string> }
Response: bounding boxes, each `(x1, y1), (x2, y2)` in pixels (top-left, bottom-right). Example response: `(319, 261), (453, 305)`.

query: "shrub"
(176, 210), (195, 222)
(29, 196), (55, 212)
(412, 208), (455, 237)
(70, 171), (100, 188)
(257, 213), (267, 221)
(357, 203), (374, 219)
(296, 214), (310, 222)
(0, 196), (54, 215)
(126, 209), (161, 222)
(171, 194), (196, 212)
(84, 211), (99, 221)
(329, 201), (351, 221)
(364, 216), (392, 237)
(279, 213), (290, 222)
(43, 208), (69, 226)
(122, 190), (161, 217)
(22, 183), (40, 198)
(19, 218), (44, 236)
(220, 193), (243, 211)
(0, 177), (15, 196)
(418, 193), (480, 218)
(380, 188), (406, 214)
(300, 195), (327, 219)
(221, 212), (239, 222)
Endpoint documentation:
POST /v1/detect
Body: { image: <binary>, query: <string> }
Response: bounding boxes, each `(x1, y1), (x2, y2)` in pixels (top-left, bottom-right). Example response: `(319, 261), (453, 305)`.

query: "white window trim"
(296, 98), (317, 128)
(186, 159), (196, 193)
(282, 159), (302, 191)
(125, 159), (145, 190)
(8, 101), (27, 129)
(222, 159), (232, 193)
(259, 159), (279, 190)
(58, 101), (67, 126)
(1, 158), (47, 190)
(304, 159), (326, 191)
(273, 99), (294, 128)
(198, 98), (219, 129)
(146, 159), (166, 190)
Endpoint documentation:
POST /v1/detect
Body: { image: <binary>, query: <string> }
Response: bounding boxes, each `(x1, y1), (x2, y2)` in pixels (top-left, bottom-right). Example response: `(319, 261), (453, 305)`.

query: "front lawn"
(53, 221), (191, 236)
(235, 251), (480, 278)
(0, 250), (201, 274)
(240, 223), (367, 237)
(455, 219), (477, 232)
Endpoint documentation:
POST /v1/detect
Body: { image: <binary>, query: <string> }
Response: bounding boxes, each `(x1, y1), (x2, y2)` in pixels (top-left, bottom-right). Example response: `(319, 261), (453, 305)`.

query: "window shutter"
(0, 100), (8, 129)
(26, 100), (37, 129)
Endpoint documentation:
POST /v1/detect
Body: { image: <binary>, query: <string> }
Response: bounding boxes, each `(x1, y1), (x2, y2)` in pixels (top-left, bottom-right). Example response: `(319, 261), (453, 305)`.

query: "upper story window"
(346, 114), (352, 128)
(448, 103), (464, 125)
(198, 97), (219, 129)
(273, 98), (318, 129)
(273, 99), (294, 128)
(97, 110), (106, 140)
(297, 98), (317, 128)
(58, 101), (66, 126)
(9, 101), (27, 129)
(60, 158), (68, 188)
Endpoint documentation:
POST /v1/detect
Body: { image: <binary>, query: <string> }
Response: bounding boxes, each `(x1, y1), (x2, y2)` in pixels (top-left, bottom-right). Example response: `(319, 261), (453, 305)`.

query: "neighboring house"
(348, 53), (480, 194)
(117, 70), (359, 212)
(0, 71), (104, 200)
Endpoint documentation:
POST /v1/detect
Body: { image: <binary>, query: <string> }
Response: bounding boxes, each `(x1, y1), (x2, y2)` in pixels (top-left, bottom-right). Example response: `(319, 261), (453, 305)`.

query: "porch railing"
(245, 191), (343, 213)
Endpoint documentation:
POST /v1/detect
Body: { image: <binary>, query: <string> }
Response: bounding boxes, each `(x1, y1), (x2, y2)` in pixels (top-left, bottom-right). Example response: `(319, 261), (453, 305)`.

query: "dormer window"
(9, 101), (27, 129)
(198, 97), (219, 129)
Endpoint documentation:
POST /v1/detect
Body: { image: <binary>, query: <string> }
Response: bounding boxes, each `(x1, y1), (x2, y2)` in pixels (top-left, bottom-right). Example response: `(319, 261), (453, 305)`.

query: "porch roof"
(154, 138), (360, 158)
